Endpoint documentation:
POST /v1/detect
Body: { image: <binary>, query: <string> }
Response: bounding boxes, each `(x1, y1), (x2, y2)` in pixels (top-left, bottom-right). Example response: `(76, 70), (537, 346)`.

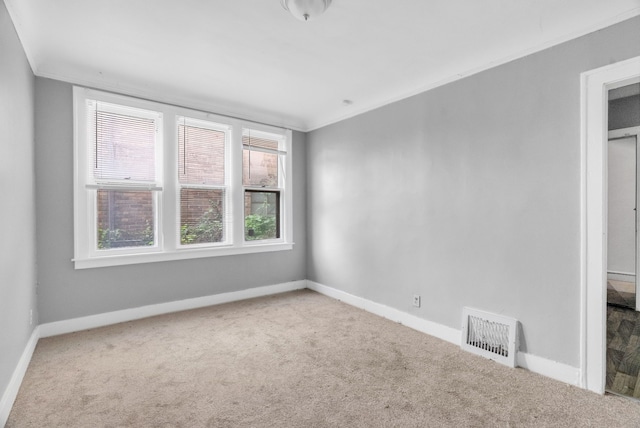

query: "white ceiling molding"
(5, 0), (640, 132)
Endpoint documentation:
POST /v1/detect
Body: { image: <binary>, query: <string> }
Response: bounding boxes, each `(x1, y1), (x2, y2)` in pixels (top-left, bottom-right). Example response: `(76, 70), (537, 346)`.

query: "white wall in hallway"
(608, 136), (637, 276)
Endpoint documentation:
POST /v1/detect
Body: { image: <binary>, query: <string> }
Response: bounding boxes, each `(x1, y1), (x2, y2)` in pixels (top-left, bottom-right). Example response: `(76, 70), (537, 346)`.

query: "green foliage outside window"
(180, 203), (224, 245)
(98, 221), (154, 249)
(245, 194), (277, 241)
(245, 214), (276, 241)
(97, 198), (278, 248)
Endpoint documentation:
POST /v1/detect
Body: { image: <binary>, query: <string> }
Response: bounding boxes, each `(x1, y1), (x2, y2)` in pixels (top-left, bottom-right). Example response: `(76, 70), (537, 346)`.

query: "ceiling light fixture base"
(281, 0), (333, 21)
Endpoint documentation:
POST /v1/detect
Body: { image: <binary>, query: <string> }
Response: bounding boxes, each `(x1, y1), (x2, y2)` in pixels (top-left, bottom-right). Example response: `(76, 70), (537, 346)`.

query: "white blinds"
(177, 117), (229, 245)
(242, 129), (285, 188)
(178, 120), (225, 186)
(88, 101), (159, 186)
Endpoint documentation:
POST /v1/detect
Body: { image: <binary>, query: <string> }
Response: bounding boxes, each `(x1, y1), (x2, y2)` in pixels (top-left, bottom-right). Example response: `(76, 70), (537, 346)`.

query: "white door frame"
(581, 56), (640, 394)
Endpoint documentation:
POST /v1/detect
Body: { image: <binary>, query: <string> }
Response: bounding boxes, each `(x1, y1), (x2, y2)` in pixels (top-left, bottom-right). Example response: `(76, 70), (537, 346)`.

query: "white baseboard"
(516, 352), (581, 386)
(39, 280), (307, 338)
(0, 326), (40, 428)
(607, 271), (636, 283)
(307, 280), (581, 387)
(3, 278), (584, 427)
(306, 280), (460, 345)
(3, 281), (306, 424)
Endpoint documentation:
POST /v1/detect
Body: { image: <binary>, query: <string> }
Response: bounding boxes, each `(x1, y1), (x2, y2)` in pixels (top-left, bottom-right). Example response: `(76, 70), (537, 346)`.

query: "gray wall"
(306, 17), (640, 367)
(0, 0), (37, 402)
(35, 78), (306, 323)
(609, 94), (640, 130)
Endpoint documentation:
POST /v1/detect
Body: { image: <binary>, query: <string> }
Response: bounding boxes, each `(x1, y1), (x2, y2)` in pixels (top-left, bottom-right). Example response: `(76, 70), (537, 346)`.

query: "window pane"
(178, 122), (225, 185)
(245, 191), (279, 241)
(95, 110), (156, 181)
(242, 133), (279, 187)
(180, 188), (225, 245)
(97, 190), (154, 249)
(243, 150), (279, 187)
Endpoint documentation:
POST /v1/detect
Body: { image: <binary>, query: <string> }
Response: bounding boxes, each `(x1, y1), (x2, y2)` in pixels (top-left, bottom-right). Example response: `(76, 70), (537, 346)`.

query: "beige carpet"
(8, 290), (640, 427)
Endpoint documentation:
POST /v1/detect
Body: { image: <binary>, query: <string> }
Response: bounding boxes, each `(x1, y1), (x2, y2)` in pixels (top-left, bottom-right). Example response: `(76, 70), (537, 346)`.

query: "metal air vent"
(461, 307), (518, 367)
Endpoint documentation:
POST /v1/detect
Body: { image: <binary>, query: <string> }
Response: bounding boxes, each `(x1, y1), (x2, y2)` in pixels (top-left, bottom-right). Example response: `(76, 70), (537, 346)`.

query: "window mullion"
(74, 92), (90, 260)
(230, 123), (245, 247)
(283, 130), (293, 242)
(163, 113), (177, 251)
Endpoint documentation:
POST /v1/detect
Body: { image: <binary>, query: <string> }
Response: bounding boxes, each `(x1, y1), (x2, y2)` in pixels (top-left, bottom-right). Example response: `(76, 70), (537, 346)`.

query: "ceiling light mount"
(281, 0), (333, 21)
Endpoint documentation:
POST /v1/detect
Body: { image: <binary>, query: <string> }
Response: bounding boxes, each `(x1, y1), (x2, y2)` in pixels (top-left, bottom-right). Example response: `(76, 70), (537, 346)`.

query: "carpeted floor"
(8, 290), (640, 427)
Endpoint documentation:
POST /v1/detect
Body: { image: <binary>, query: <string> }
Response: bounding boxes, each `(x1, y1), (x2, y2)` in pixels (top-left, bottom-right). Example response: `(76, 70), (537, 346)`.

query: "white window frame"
(73, 87), (293, 269)
(242, 127), (289, 245)
(175, 115), (232, 249)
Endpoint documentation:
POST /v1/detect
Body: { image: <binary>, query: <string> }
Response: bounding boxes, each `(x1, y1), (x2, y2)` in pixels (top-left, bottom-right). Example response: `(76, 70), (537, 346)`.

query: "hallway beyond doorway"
(608, 280), (636, 309)
(607, 303), (640, 399)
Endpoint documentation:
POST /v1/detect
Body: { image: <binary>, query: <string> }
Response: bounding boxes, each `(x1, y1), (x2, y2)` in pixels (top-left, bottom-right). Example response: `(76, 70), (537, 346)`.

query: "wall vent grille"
(461, 307), (518, 367)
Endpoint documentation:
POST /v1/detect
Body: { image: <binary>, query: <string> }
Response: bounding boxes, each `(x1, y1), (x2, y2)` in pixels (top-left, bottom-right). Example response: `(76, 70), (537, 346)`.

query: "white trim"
(0, 327), (40, 427)
(516, 352), (581, 387)
(39, 280), (306, 338)
(73, 87), (294, 269)
(306, 9), (640, 131)
(307, 281), (580, 386)
(74, 242), (294, 269)
(2, 280), (587, 423)
(23, 8), (639, 133)
(609, 127), (640, 140)
(2, 281), (306, 422)
(607, 270), (635, 276)
(283, 129), (294, 246)
(39, 70), (307, 132)
(581, 56), (640, 394)
(306, 280), (460, 345)
(607, 271), (636, 282)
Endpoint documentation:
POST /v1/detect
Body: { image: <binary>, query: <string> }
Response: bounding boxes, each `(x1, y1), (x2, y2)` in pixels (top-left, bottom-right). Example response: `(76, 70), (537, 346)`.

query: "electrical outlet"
(413, 295), (421, 308)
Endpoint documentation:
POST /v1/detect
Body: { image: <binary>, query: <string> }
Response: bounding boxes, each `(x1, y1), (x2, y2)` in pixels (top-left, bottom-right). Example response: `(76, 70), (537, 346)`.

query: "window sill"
(73, 242), (294, 269)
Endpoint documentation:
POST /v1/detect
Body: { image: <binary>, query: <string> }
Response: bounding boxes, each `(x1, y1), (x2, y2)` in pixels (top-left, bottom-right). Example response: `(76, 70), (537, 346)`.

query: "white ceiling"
(5, 0), (640, 131)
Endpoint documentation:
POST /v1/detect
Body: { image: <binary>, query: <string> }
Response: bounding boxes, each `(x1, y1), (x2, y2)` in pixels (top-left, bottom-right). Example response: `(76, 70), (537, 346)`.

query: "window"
(74, 88), (293, 268)
(84, 101), (163, 255)
(243, 129), (286, 241)
(177, 117), (230, 247)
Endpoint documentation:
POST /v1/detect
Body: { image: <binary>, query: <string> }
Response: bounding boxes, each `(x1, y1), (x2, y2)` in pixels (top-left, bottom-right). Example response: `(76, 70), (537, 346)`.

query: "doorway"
(606, 121), (640, 397)
(582, 56), (640, 394)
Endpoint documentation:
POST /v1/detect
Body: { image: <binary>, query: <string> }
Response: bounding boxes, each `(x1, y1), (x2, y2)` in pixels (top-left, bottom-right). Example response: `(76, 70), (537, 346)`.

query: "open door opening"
(605, 83), (640, 398)
(582, 56), (640, 395)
